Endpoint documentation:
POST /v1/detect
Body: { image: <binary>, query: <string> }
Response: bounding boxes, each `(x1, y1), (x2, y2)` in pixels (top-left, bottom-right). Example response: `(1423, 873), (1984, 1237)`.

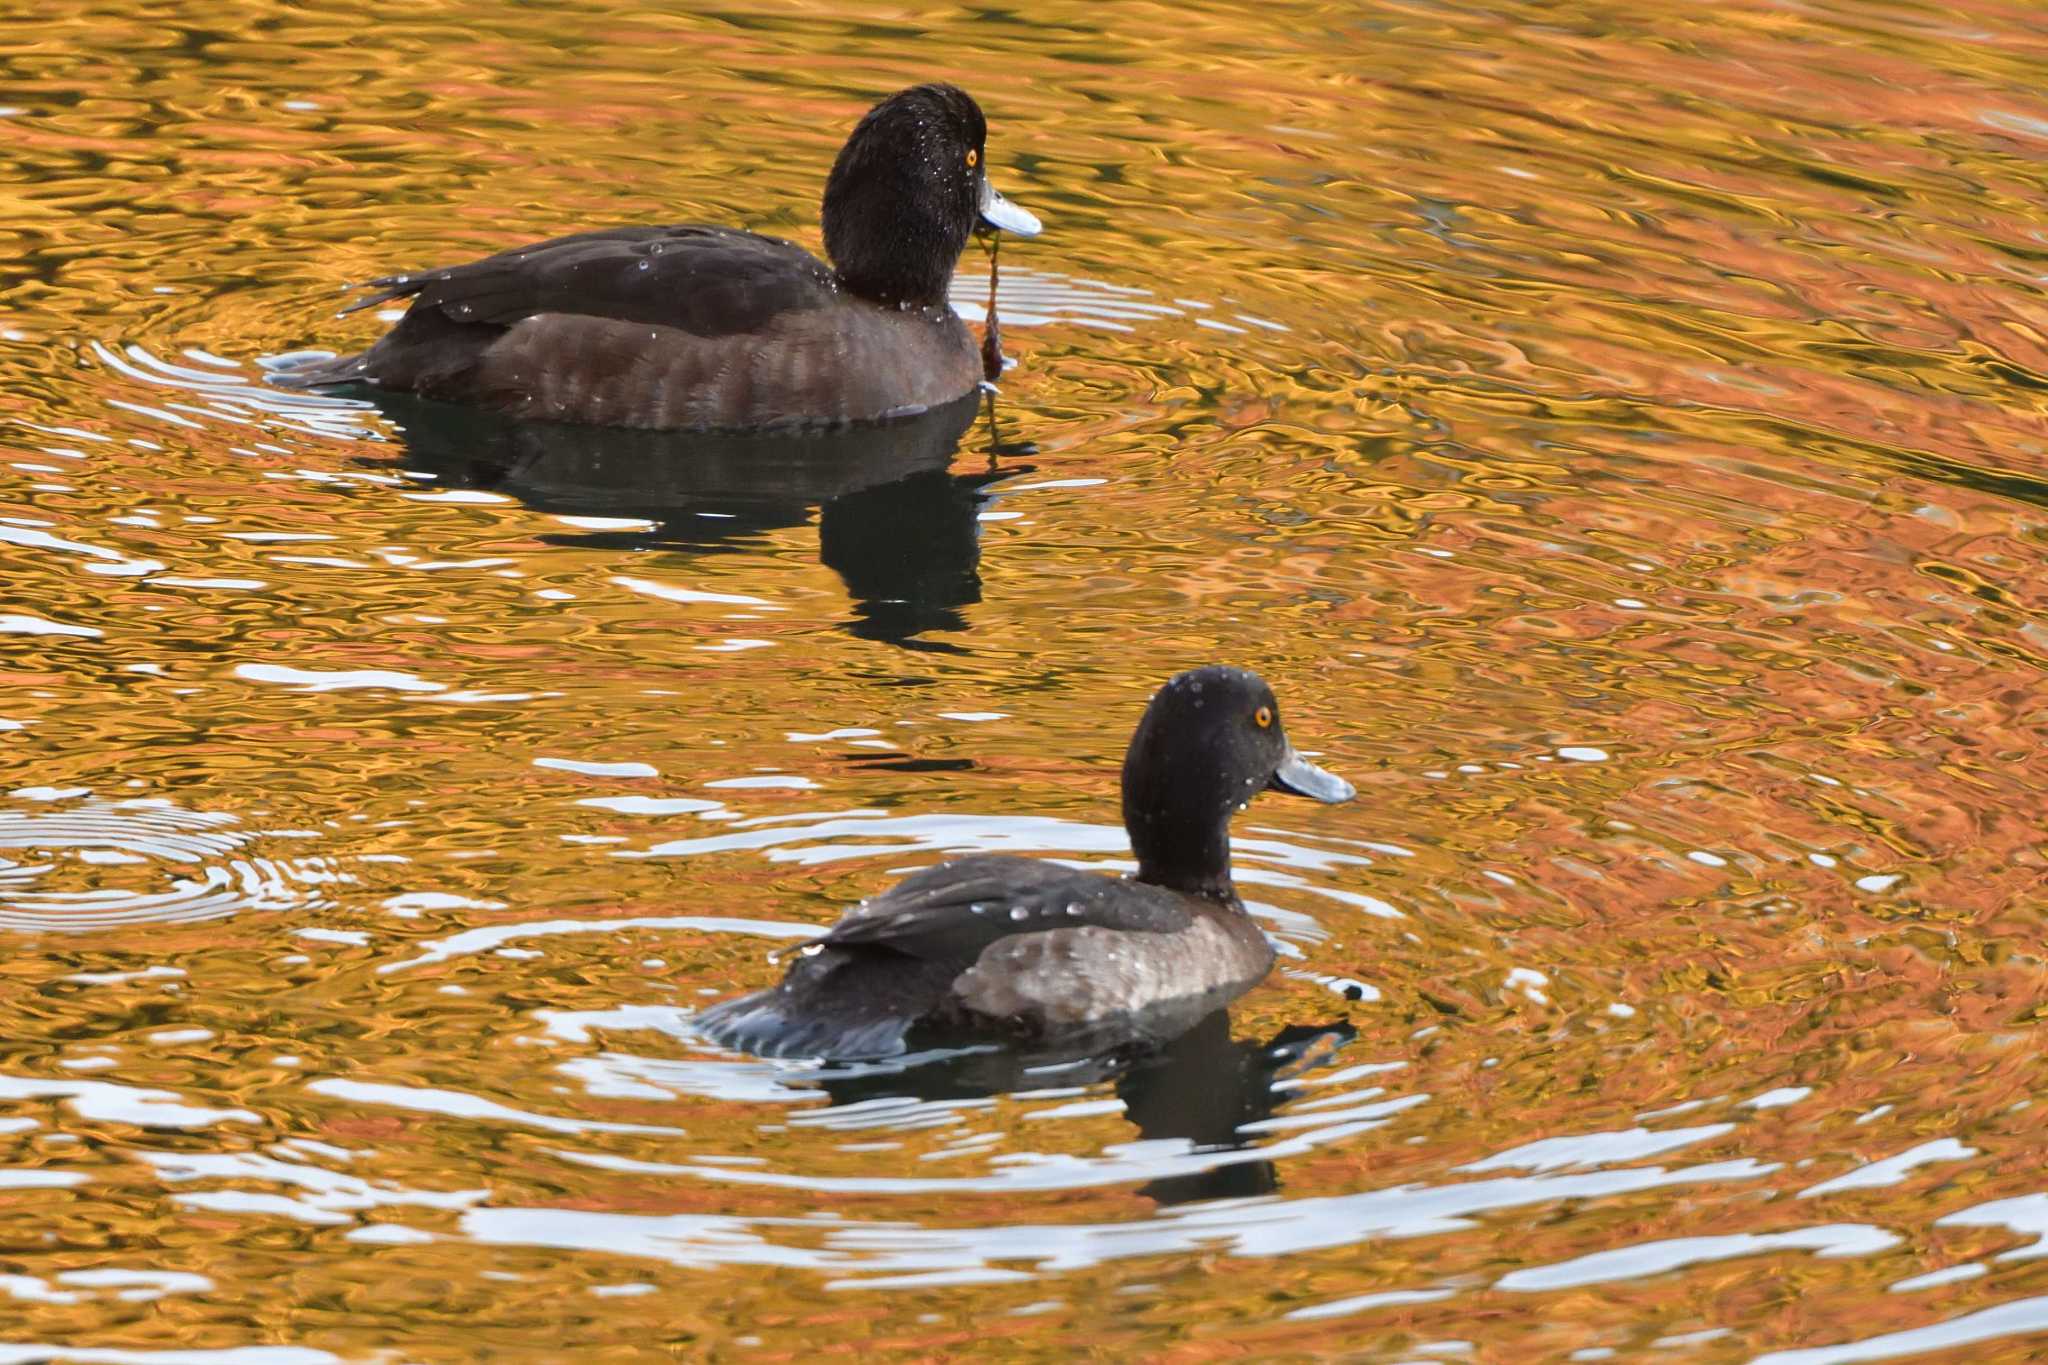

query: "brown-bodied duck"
(696, 666), (1355, 1060)
(273, 84), (1040, 430)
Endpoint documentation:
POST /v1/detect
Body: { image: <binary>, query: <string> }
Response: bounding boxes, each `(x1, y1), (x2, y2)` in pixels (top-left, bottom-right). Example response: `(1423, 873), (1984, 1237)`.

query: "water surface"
(3, 0), (2048, 1359)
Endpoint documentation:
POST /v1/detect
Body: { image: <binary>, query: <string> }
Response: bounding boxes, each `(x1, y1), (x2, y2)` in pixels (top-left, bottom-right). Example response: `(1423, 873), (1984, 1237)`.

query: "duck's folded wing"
(340, 225), (839, 337)
(818, 855), (1194, 964)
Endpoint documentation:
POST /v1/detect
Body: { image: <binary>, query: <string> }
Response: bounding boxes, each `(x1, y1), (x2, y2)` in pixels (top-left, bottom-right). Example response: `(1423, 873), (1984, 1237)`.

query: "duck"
(270, 84), (1041, 430)
(695, 666), (1356, 1060)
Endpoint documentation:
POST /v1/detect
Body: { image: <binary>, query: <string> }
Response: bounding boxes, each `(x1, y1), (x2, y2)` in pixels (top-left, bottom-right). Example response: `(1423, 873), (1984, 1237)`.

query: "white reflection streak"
(143, 1148), (487, 1228)
(1889, 1263), (1985, 1293)
(1460, 1123), (1734, 1173)
(542, 1091), (1425, 1195)
(449, 1157), (1775, 1282)
(0, 1347), (341, 1364)
(0, 614), (100, 638)
(0, 1076), (256, 1129)
(459, 1207), (860, 1272)
(1936, 1192), (2048, 1258)
(615, 809), (1373, 884)
(233, 663), (444, 693)
(1494, 1224), (1899, 1292)
(377, 914), (816, 975)
(553, 1051), (842, 1107)
(1284, 1287), (1455, 1322)
(0, 524), (162, 578)
(1750, 1294), (2048, 1365)
(1799, 1139), (1978, 1197)
(815, 1160), (1778, 1278)
(305, 1078), (687, 1136)
(611, 574), (771, 607)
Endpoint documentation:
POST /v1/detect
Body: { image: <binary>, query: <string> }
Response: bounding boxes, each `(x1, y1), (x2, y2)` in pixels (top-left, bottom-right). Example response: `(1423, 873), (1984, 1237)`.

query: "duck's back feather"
(340, 225), (840, 336)
(821, 855), (1193, 961)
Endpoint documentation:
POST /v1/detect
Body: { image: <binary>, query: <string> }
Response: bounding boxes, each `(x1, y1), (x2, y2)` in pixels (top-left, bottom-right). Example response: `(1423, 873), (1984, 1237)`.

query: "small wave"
(82, 340), (381, 444)
(951, 266), (1259, 335)
(0, 792), (353, 930)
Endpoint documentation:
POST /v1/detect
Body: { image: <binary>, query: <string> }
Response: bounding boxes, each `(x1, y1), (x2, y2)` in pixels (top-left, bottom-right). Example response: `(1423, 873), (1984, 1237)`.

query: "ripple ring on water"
(0, 795), (351, 930)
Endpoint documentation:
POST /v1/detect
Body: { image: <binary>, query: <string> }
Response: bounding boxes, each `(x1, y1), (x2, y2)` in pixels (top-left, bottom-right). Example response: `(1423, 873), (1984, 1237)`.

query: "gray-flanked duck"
(273, 84), (1040, 430)
(696, 666), (1356, 1060)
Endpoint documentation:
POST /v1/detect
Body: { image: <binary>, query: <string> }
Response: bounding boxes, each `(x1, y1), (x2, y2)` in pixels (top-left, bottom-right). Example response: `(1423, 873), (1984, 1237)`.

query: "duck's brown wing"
(819, 855), (1195, 964)
(340, 225), (840, 338)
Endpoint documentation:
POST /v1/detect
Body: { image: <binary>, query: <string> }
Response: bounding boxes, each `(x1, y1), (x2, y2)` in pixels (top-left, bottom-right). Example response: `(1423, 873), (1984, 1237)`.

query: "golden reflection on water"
(2, 0), (2048, 1358)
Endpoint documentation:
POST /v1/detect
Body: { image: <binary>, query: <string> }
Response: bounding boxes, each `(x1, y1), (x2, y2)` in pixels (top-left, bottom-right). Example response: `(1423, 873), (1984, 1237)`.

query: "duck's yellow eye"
(1254, 706), (1274, 729)
(965, 148), (979, 168)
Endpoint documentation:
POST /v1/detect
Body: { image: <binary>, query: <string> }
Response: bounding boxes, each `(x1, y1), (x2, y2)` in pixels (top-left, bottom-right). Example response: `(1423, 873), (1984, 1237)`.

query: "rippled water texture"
(4, 0), (2048, 1359)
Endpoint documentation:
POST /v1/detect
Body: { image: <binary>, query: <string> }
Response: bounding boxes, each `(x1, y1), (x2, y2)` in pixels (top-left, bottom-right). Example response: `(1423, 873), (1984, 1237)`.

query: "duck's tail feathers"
(692, 947), (966, 1061)
(693, 987), (916, 1061)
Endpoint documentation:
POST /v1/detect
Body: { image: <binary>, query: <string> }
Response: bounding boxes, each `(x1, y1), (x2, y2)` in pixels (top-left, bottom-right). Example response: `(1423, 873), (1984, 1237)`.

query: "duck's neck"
(1123, 785), (1240, 902)
(1130, 828), (1236, 900)
(832, 258), (956, 313)
(821, 182), (965, 311)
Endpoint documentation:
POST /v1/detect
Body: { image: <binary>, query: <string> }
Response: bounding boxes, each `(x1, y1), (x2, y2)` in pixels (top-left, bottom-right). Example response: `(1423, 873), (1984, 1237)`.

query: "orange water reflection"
(1, 0), (2047, 1359)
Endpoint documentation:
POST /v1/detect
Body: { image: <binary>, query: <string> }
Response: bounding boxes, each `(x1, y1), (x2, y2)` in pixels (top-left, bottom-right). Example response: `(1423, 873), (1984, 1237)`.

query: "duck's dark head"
(822, 83), (1041, 311)
(1120, 666), (1355, 899)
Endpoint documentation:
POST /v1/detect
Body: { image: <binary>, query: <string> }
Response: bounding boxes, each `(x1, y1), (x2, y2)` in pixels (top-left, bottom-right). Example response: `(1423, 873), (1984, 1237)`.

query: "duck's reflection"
(351, 390), (1025, 649)
(809, 1008), (1358, 1207)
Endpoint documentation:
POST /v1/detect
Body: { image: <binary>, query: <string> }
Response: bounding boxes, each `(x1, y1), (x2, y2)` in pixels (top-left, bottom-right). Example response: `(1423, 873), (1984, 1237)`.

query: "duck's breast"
(951, 910), (1276, 1029)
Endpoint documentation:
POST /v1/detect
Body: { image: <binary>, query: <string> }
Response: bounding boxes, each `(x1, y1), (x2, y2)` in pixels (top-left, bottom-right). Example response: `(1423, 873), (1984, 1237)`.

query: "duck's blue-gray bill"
(1270, 750), (1355, 803)
(979, 180), (1042, 237)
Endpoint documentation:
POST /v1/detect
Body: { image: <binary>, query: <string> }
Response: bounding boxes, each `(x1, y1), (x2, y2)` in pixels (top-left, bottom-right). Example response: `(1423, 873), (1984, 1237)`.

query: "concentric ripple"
(0, 792), (353, 929)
